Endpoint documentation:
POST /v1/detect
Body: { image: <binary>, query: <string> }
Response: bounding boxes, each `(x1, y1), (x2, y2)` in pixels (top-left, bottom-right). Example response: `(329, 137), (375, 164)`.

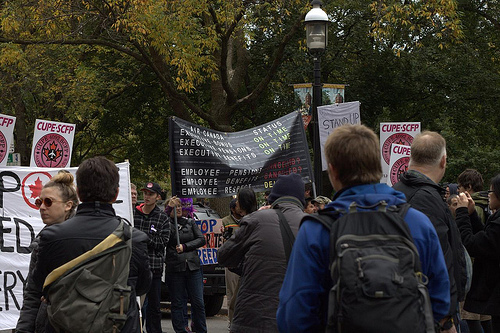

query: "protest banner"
(0, 162), (132, 330)
(30, 119), (76, 168)
(387, 144), (412, 186)
(0, 114), (16, 166)
(317, 101), (361, 170)
(379, 122), (420, 183)
(169, 111), (313, 197)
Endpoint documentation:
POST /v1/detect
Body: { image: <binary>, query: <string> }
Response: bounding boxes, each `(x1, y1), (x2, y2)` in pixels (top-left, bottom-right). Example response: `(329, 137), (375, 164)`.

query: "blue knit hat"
(268, 173), (306, 207)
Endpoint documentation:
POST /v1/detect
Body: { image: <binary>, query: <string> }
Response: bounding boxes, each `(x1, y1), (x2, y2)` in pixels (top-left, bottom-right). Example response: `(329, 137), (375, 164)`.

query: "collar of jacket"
(404, 170), (445, 194)
(270, 196), (304, 209)
(76, 201), (116, 216)
(136, 203), (161, 216)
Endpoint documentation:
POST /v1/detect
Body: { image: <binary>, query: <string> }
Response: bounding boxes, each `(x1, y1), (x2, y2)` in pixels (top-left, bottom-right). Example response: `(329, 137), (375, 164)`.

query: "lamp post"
(305, 0), (328, 196)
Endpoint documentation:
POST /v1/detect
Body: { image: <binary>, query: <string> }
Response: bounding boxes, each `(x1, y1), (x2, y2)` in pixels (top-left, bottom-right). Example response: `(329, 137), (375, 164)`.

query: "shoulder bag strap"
(275, 209), (295, 263)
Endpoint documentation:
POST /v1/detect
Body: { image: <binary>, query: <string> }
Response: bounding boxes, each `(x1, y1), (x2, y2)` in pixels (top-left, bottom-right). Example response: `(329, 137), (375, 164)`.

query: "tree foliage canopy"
(1, 0), (499, 189)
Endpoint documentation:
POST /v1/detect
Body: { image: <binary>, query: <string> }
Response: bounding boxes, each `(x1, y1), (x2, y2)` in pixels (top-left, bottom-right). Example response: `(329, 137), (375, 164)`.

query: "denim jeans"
(145, 269), (163, 333)
(166, 269), (207, 333)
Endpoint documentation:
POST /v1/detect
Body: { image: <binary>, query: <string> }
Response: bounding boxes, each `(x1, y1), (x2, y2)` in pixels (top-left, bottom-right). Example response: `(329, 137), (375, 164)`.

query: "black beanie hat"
(268, 173), (306, 207)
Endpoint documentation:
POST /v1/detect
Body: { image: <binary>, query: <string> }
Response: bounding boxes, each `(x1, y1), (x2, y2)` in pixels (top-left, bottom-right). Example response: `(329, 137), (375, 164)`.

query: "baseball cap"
(141, 182), (162, 195)
(312, 196), (331, 205)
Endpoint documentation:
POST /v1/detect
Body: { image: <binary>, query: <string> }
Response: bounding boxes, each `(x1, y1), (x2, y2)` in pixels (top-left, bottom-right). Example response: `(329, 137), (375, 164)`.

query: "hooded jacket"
(471, 191), (490, 224)
(219, 196), (306, 333)
(393, 170), (467, 316)
(134, 204), (170, 270)
(277, 183), (450, 332)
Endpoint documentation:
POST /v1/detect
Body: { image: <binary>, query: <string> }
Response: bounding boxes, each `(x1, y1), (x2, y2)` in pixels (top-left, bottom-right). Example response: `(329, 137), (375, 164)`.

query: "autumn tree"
(1, 0), (475, 188)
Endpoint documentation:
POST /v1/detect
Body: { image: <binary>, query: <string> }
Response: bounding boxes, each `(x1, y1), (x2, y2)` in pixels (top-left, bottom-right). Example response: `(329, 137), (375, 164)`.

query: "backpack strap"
(43, 219), (129, 289)
(390, 202), (411, 219)
(275, 209), (295, 263)
(300, 207), (342, 230)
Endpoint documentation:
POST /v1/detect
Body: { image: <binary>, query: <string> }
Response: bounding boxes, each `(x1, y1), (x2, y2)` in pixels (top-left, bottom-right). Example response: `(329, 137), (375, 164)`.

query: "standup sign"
(169, 111), (313, 197)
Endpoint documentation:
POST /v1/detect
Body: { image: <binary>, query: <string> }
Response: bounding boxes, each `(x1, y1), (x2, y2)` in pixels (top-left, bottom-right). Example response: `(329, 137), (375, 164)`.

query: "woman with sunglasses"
(16, 170), (78, 333)
(455, 174), (500, 332)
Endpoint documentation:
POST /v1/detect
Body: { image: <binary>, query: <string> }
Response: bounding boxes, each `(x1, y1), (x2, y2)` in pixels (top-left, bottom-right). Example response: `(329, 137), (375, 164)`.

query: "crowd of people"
(12, 124), (500, 333)
(217, 126), (500, 333)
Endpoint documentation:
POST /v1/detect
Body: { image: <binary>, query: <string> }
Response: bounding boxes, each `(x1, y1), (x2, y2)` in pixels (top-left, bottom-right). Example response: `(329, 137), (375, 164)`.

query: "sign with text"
(0, 162), (132, 330)
(169, 111), (313, 197)
(30, 119), (76, 168)
(379, 122), (420, 184)
(0, 114), (16, 166)
(196, 218), (223, 265)
(387, 144), (411, 186)
(318, 101), (361, 170)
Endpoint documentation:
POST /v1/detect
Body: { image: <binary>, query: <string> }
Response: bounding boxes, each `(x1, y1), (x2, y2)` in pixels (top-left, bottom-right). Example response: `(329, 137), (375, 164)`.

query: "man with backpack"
(394, 131), (468, 332)
(277, 124), (451, 332)
(31, 156), (152, 332)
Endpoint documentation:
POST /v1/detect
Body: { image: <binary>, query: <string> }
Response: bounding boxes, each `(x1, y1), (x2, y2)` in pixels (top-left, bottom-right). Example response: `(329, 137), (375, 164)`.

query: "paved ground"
(1, 297), (230, 333)
(161, 312), (229, 332)
(2, 314), (228, 333)
(160, 297), (229, 332)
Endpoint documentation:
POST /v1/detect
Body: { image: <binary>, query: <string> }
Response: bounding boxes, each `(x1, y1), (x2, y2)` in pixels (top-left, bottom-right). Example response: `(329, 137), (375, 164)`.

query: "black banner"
(169, 111), (313, 198)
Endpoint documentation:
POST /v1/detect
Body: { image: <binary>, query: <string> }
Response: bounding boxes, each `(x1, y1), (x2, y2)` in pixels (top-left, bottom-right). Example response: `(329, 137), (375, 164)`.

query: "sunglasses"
(35, 197), (65, 208)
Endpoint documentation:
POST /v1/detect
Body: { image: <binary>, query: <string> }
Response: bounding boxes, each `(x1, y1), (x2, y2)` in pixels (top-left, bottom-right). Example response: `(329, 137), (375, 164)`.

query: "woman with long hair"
(16, 170), (78, 332)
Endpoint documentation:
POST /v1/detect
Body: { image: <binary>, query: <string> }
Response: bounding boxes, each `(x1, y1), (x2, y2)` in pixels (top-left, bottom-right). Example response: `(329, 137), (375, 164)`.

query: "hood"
(471, 191), (489, 206)
(398, 170), (445, 195)
(326, 183), (408, 212)
(136, 203), (146, 214)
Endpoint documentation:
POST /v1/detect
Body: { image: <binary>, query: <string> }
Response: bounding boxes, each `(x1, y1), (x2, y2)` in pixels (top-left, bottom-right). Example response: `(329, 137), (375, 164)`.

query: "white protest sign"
(30, 119), (76, 168)
(387, 144), (412, 186)
(318, 101), (361, 170)
(379, 122), (420, 183)
(0, 162), (131, 330)
(0, 114), (16, 166)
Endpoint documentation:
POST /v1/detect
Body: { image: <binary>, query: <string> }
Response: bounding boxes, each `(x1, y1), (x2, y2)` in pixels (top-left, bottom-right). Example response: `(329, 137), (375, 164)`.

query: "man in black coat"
(394, 131), (466, 333)
(31, 156), (151, 332)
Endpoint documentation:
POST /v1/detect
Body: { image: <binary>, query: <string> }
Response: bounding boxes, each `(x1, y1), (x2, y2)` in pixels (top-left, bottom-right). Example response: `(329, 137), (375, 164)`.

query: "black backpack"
(43, 219), (132, 333)
(308, 201), (435, 333)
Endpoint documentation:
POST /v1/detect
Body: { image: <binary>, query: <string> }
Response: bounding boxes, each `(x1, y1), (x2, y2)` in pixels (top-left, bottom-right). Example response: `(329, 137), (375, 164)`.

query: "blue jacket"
(276, 183), (450, 332)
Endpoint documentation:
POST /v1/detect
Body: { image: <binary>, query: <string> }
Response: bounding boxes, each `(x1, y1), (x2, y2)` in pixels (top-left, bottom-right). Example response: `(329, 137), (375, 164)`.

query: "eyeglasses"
(35, 197), (65, 208)
(488, 190), (495, 194)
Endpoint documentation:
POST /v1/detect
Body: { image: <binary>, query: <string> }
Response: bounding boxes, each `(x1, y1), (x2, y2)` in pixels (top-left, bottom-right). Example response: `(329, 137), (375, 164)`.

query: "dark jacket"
(218, 196), (306, 333)
(456, 207), (500, 315)
(165, 216), (206, 273)
(134, 204), (171, 270)
(393, 171), (466, 317)
(16, 234), (46, 333)
(30, 202), (151, 333)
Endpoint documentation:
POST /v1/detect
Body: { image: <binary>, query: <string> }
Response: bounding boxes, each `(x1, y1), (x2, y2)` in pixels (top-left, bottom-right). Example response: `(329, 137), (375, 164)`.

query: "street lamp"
(305, 0), (328, 196)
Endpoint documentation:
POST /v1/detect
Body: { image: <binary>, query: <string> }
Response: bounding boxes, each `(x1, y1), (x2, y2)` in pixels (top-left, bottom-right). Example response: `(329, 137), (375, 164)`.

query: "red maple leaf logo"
(42, 141), (62, 161)
(28, 177), (44, 199)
